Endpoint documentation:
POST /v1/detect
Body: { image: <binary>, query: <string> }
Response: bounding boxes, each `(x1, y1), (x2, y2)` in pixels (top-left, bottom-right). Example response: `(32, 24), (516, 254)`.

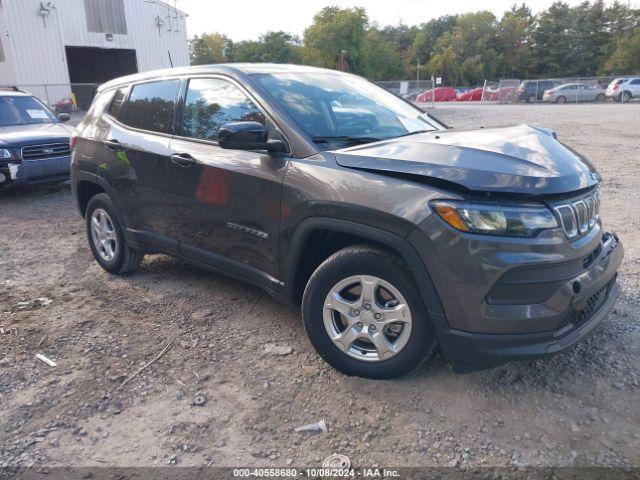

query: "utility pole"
(339, 50), (347, 72)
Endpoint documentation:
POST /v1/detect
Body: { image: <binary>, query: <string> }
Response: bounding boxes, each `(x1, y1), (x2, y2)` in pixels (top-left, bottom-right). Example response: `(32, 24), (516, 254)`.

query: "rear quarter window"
(123, 80), (180, 134)
(107, 87), (128, 121)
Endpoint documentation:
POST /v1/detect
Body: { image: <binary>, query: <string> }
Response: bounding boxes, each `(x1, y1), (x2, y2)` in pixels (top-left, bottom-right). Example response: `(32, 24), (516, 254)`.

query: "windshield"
(254, 73), (438, 149)
(0, 95), (58, 127)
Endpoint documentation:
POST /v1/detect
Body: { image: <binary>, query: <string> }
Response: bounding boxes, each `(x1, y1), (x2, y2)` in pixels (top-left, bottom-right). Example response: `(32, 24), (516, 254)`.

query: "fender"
(71, 170), (117, 217)
(283, 217), (445, 315)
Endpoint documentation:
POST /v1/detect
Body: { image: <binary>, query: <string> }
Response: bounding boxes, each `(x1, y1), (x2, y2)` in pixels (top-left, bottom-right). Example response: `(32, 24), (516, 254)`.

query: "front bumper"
(439, 276), (620, 372)
(410, 213), (624, 370)
(0, 155), (70, 188)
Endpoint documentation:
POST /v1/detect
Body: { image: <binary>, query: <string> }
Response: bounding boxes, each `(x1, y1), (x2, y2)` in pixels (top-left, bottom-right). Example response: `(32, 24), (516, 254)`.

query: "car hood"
(333, 124), (599, 195)
(0, 123), (72, 148)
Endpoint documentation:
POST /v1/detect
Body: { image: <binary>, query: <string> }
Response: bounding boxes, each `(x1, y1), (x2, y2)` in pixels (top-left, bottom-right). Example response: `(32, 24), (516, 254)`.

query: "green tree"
(362, 29), (408, 80)
(379, 24), (418, 53)
(233, 32), (301, 63)
(571, 1), (609, 76)
(606, 27), (640, 73)
(409, 16), (458, 77)
(303, 6), (368, 73)
(602, 2), (640, 69)
(497, 4), (534, 78)
(188, 3), (640, 83)
(427, 11), (500, 85)
(259, 32), (302, 63)
(230, 40), (263, 62)
(189, 33), (233, 65)
(531, 2), (574, 76)
(426, 43), (462, 85)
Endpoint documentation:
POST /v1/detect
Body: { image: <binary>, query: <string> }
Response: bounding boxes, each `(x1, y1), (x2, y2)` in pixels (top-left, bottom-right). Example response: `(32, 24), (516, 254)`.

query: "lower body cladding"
(0, 156), (71, 188)
(409, 217), (624, 372)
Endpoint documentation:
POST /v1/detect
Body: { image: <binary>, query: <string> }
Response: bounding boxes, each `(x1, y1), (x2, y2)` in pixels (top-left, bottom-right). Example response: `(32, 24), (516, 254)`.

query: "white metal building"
(0, 0), (189, 109)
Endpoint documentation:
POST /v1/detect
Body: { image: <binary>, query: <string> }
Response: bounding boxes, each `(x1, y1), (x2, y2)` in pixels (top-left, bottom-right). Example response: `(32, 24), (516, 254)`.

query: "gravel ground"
(1, 103), (639, 472)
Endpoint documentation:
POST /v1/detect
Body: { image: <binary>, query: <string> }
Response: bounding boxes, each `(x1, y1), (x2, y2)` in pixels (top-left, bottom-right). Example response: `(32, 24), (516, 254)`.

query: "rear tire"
(302, 245), (436, 379)
(620, 91), (631, 103)
(527, 94), (536, 103)
(555, 95), (567, 104)
(85, 193), (143, 274)
(596, 93), (606, 102)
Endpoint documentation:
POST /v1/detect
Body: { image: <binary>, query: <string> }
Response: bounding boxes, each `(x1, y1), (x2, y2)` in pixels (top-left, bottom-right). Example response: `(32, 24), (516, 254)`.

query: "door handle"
(171, 153), (197, 167)
(103, 139), (121, 150)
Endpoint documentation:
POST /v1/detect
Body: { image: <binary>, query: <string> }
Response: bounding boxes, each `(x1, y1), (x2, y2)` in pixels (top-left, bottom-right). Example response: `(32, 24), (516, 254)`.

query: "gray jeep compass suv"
(71, 64), (623, 379)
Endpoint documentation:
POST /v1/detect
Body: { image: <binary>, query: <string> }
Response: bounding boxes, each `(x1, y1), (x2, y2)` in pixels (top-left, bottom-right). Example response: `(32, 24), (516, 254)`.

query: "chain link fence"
(5, 75), (634, 128)
(376, 80), (436, 107)
(378, 76), (634, 105)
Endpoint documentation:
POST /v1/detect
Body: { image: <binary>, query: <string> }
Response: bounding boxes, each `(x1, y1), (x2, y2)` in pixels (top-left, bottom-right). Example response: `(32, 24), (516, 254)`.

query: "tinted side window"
(108, 87), (128, 120)
(630, 79), (640, 85)
(124, 80), (180, 133)
(182, 78), (265, 141)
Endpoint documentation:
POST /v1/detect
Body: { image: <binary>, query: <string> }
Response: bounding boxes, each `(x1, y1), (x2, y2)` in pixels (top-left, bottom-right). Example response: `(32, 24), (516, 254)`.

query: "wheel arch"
(283, 218), (444, 315)
(73, 172), (113, 218)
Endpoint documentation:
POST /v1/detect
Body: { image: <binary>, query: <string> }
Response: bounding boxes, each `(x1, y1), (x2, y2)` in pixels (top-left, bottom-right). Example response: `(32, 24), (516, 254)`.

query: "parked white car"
(606, 77), (640, 103)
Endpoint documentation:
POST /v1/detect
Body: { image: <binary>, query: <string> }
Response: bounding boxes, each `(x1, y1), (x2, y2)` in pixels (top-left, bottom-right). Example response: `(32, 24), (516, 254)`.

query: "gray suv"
(71, 64), (623, 379)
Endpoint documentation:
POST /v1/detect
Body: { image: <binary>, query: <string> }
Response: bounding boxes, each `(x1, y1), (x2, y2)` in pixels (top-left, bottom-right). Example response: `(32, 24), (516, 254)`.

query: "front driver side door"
(167, 76), (289, 288)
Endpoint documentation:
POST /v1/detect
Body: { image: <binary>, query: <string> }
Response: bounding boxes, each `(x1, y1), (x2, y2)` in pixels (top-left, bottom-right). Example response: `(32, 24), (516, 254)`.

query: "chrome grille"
(21, 142), (71, 160)
(553, 189), (599, 239)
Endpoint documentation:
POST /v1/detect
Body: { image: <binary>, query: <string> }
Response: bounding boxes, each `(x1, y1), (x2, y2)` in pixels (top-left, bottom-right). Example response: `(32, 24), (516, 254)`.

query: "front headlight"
(0, 148), (20, 161)
(431, 200), (558, 237)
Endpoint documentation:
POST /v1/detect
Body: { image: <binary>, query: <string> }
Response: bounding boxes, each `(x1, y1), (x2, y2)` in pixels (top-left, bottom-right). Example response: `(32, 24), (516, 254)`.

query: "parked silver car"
(542, 83), (607, 103)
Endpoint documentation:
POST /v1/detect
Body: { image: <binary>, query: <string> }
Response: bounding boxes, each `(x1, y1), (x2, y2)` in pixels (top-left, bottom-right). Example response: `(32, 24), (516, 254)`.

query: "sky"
(175, 0), (628, 41)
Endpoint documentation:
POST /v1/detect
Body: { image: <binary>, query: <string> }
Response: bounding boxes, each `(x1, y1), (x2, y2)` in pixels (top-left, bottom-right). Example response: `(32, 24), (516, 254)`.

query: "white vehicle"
(606, 77), (640, 103)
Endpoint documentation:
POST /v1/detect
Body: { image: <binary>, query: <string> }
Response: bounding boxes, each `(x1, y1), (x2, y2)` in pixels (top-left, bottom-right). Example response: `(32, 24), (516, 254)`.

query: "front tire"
(85, 193), (143, 274)
(302, 245), (436, 379)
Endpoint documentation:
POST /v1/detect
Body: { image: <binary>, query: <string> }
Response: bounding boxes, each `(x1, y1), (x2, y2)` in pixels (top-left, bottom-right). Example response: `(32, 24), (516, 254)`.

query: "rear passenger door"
(102, 79), (181, 252)
(167, 76), (289, 287)
(577, 84), (591, 102)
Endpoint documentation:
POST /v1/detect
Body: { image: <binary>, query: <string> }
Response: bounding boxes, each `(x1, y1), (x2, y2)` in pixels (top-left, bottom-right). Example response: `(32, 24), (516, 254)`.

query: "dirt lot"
(1, 103), (639, 472)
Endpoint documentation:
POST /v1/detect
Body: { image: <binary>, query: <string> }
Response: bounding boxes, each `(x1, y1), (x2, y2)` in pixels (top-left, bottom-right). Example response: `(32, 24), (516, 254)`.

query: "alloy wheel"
(90, 208), (118, 262)
(322, 275), (413, 362)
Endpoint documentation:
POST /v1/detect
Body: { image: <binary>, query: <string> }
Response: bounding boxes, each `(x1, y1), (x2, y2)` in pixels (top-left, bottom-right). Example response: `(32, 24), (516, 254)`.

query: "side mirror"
(218, 121), (286, 153)
(58, 113), (71, 122)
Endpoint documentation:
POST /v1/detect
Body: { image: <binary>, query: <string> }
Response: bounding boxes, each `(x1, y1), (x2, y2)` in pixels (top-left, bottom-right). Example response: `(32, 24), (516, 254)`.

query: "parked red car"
(415, 87), (457, 102)
(485, 86), (519, 102)
(456, 87), (485, 101)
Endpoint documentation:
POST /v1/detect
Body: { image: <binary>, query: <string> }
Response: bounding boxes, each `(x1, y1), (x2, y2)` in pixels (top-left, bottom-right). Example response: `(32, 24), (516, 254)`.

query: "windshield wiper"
(312, 135), (382, 145)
